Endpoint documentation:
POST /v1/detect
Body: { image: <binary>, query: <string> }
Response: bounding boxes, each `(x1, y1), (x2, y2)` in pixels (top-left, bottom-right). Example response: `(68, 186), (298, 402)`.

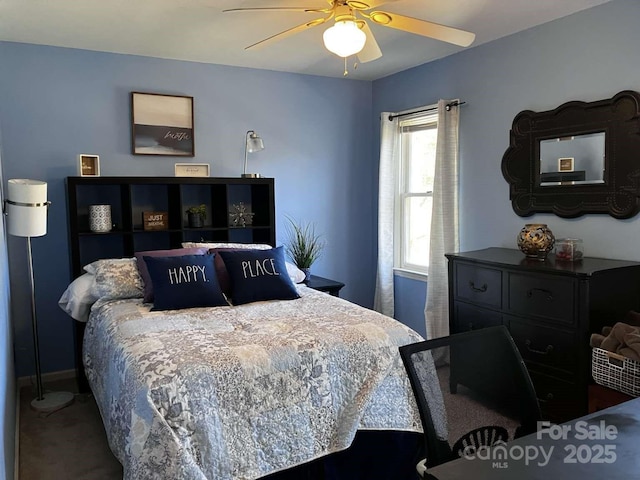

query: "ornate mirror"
(501, 90), (640, 218)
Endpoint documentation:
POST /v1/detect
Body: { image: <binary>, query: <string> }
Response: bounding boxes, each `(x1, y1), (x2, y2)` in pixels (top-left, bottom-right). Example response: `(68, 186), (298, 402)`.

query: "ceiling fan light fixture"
(323, 20), (366, 57)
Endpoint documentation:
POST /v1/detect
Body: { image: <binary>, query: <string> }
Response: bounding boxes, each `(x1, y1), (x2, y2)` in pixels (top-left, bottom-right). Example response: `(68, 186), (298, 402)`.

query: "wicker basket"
(592, 347), (640, 397)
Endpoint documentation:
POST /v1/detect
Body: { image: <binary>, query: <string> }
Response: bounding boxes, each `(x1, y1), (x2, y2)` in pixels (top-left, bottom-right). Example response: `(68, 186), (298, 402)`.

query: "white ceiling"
(0, 0), (613, 81)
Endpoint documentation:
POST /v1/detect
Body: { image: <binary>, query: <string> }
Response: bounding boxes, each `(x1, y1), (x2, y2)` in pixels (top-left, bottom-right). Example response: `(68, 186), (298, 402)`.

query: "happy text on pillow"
(168, 265), (208, 284)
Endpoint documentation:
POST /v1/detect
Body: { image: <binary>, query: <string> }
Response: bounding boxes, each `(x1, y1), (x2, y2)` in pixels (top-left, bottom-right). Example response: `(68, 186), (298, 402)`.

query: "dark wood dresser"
(446, 247), (640, 423)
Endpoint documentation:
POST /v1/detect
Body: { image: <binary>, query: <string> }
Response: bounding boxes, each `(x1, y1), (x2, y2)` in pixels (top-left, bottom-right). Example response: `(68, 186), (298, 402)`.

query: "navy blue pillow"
(142, 254), (228, 311)
(217, 246), (300, 305)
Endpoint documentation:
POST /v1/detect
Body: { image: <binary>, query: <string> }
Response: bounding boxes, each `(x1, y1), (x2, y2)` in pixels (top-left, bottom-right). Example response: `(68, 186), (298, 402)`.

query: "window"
(394, 110), (438, 276)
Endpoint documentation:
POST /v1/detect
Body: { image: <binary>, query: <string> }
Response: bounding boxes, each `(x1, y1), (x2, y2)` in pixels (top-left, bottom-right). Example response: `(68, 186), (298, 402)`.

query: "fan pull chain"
(342, 57), (359, 76)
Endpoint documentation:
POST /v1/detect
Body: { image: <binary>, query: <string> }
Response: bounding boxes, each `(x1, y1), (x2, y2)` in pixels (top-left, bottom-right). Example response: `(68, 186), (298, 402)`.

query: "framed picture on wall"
(78, 154), (100, 176)
(558, 157), (575, 172)
(131, 92), (194, 156)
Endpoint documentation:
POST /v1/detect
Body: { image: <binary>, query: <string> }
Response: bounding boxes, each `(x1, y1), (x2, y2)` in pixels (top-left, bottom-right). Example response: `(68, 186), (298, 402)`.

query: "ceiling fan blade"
(368, 10), (475, 47)
(357, 22), (382, 63)
(348, 0), (397, 10)
(223, 7), (329, 14)
(245, 17), (329, 50)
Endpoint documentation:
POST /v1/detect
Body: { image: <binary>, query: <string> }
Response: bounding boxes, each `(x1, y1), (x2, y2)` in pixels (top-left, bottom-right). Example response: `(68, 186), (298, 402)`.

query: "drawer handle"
(525, 339), (554, 355)
(468, 281), (488, 293)
(526, 288), (554, 301)
(537, 393), (554, 404)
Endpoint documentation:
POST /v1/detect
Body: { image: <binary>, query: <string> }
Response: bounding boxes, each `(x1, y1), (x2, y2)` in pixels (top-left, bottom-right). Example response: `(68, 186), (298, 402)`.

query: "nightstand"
(305, 275), (345, 297)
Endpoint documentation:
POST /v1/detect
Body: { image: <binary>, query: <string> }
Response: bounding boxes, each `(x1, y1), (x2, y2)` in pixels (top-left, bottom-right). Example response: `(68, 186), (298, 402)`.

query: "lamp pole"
(26, 235), (44, 401)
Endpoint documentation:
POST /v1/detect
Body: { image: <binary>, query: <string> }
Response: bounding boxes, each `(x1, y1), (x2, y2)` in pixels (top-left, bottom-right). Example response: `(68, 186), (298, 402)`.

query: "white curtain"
(425, 100), (460, 341)
(373, 113), (399, 317)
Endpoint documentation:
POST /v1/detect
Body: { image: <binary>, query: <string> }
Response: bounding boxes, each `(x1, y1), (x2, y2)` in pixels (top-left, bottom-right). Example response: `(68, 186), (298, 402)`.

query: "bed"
(59, 246), (445, 480)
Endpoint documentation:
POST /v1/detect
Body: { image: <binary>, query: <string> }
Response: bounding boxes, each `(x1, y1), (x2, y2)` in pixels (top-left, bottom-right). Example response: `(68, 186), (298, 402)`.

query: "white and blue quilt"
(84, 286), (441, 480)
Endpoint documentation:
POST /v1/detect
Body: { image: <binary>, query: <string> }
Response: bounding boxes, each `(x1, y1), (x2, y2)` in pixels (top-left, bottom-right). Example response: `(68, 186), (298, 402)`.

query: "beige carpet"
(18, 378), (122, 480)
(436, 365), (520, 443)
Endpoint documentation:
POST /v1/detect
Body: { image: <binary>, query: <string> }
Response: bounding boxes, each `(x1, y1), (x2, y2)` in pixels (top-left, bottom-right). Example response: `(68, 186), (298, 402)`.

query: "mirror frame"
(501, 90), (640, 219)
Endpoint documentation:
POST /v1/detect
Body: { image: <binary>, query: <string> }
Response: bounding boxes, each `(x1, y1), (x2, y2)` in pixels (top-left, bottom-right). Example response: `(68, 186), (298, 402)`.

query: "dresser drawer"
(529, 370), (584, 422)
(509, 318), (577, 376)
(453, 302), (502, 333)
(454, 263), (502, 308)
(507, 272), (575, 323)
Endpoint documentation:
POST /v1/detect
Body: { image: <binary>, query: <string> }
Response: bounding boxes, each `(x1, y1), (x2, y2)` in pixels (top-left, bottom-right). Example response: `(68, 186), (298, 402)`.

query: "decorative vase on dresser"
(517, 223), (555, 260)
(446, 247), (640, 423)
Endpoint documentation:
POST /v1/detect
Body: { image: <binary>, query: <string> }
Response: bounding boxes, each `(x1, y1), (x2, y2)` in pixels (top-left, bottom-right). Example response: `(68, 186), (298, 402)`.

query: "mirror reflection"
(539, 132), (605, 186)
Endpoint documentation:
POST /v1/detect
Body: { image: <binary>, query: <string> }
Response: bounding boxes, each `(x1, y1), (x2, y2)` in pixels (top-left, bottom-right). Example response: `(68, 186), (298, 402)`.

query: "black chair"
(399, 325), (542, 477)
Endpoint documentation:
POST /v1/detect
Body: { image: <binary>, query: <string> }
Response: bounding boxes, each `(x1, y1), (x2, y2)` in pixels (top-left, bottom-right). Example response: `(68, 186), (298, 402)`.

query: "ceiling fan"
(223, 0), (476, 65)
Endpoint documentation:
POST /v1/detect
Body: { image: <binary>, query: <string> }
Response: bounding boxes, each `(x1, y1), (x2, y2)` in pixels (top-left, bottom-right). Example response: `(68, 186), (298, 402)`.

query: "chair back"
(400, 325), (542, 469)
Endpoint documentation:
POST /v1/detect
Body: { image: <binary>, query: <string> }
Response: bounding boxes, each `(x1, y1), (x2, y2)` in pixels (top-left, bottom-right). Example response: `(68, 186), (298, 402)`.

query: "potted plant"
(186, 204), (207, 228)
(284, 215), (325, 282)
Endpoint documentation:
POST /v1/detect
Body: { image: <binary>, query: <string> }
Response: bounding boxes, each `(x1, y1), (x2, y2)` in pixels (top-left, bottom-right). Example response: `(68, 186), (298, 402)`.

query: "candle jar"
(89, 205), (112, 233)
(555, 238), (584, 262)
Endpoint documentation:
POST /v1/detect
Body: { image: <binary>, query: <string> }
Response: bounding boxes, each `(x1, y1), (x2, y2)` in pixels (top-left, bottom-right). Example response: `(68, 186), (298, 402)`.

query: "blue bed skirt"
(263, 430), (424, 480)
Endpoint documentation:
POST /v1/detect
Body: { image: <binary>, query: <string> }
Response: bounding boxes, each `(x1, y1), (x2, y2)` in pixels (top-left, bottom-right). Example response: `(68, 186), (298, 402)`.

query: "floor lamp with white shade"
(4, 179), (74, 413)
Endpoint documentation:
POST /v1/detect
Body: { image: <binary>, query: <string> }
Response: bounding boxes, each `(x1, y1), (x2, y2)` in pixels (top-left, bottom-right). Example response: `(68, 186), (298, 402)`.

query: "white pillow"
(58, 273), (98, 323)
(286, 262), (306, 284)
(181, 242), (272, 250)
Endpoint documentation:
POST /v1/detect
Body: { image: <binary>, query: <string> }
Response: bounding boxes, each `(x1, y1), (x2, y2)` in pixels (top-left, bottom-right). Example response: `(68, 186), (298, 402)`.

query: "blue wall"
(394, 275), (427, 338)
(0, 43), (374, 377)
(373, 0), (640, 332)
(0, 147), (15, 480)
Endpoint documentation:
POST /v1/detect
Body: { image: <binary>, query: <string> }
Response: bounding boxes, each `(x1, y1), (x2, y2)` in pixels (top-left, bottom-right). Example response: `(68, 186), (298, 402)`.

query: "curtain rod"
(388, 100), (466, 121)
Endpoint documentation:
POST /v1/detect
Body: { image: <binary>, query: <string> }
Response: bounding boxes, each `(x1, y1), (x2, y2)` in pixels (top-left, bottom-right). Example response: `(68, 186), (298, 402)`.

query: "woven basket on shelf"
(592, 347), (640, 397)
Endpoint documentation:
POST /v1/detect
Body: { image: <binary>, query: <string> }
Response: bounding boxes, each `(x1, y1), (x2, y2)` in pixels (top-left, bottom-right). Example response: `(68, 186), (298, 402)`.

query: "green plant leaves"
(284, 215), (325, 269)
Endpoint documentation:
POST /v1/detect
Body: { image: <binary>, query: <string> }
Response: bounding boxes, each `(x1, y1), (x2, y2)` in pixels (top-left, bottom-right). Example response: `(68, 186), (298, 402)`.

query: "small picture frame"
(174, 163), (210, 177)
(558, 157), (575, 172)
(78, 154), (100, 176)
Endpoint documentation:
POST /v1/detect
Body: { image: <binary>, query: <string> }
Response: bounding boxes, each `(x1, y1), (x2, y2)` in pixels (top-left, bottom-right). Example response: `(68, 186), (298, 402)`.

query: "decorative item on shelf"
(284, 215), (325, 282)
(143, 211), (168, 231)
(4, 179), (74, 413)
(555, 238), (584, 262)
(174, 163), (210, 177)
(241, 130), (264, 178)
(229, 202), (254, 227)
(517, 223), (555, 260)
(186, 204), (207, 228)
(89, 205), (112, 233)
(77, 154), (100, 176)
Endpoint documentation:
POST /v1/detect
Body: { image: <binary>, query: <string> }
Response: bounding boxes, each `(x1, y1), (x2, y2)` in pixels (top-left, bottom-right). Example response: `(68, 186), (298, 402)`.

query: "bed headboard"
(65, 175), (276, 390)
(66, 176), (276, 277)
